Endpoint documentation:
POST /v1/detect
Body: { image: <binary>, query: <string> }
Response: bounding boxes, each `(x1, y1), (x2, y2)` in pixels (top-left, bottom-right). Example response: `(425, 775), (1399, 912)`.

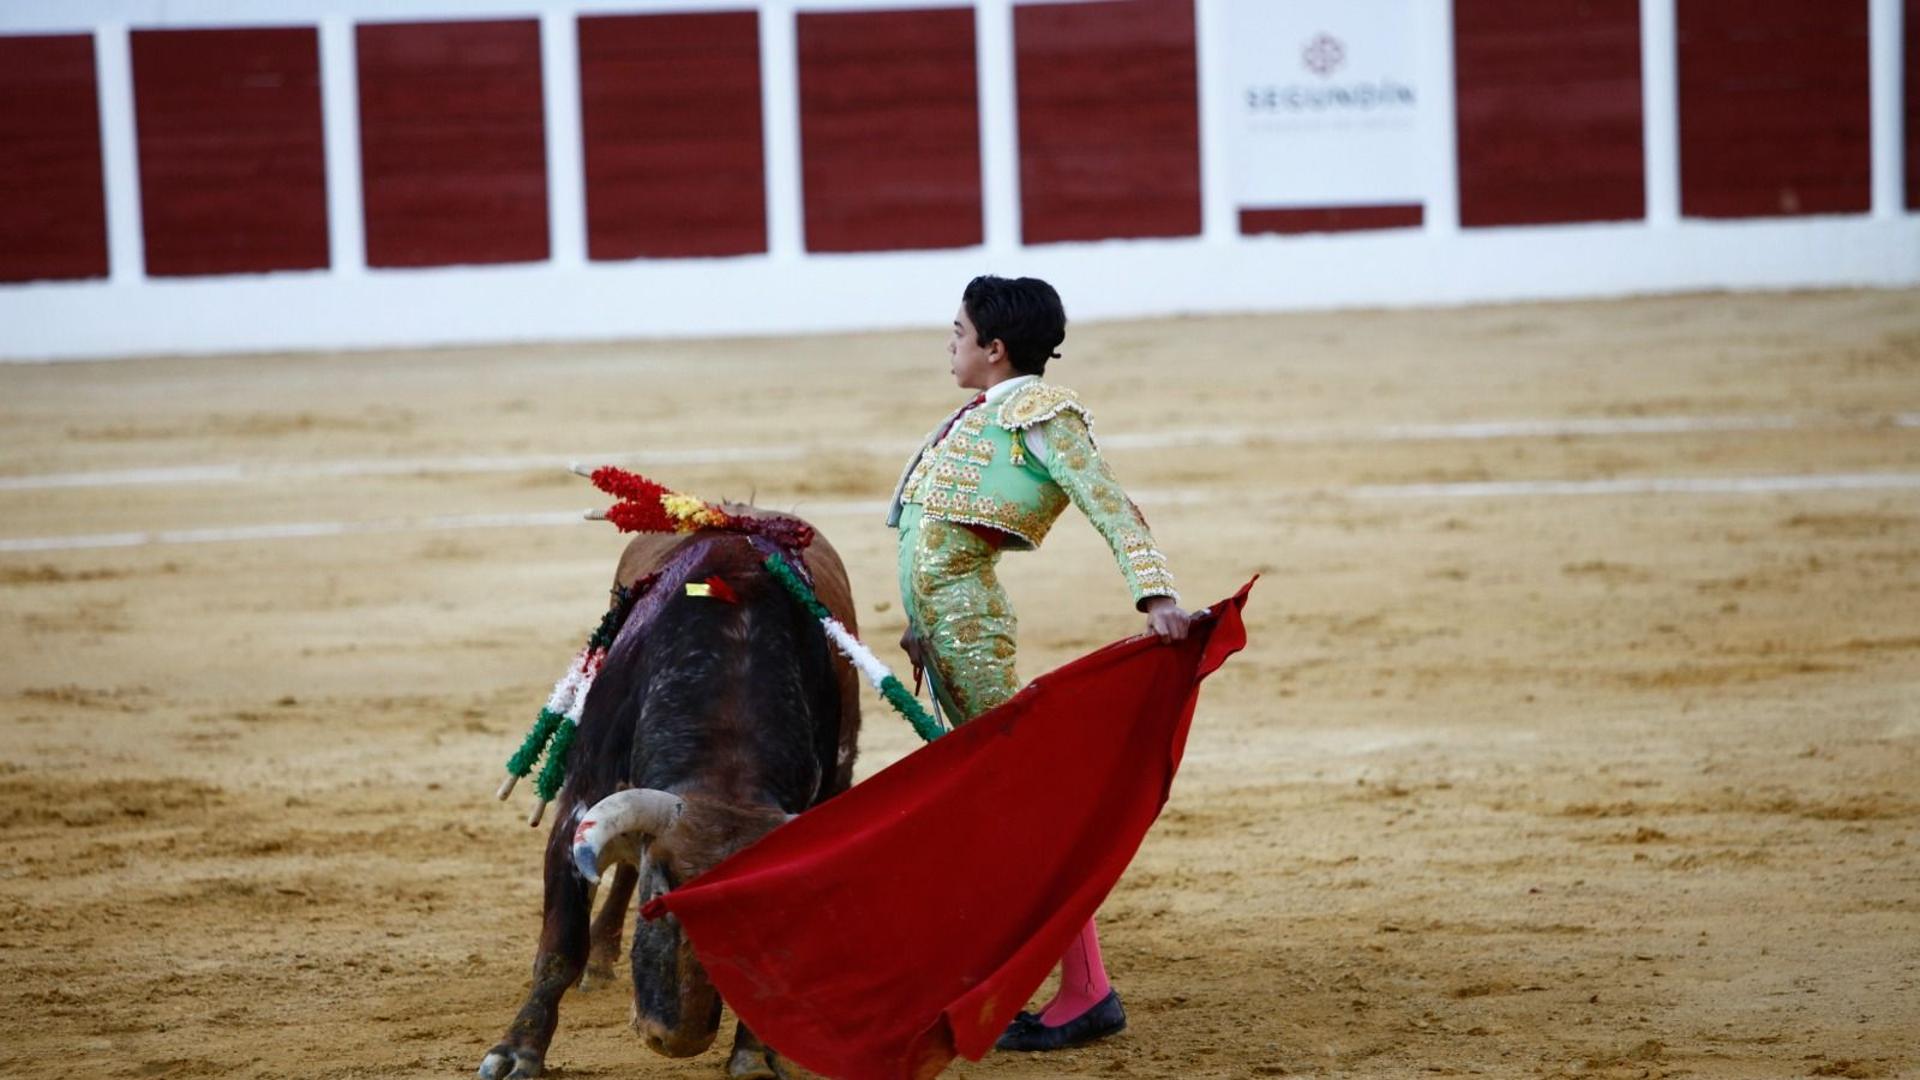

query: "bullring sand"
(2, 289), (1917, 1078)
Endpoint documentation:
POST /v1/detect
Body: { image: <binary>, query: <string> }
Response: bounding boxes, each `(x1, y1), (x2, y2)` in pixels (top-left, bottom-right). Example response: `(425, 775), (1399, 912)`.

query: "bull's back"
(611, 513), (862, 797)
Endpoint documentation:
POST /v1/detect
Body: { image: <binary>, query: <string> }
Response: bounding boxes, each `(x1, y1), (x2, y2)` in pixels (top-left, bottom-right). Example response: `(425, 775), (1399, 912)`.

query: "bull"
(478, 515), (861, 1080)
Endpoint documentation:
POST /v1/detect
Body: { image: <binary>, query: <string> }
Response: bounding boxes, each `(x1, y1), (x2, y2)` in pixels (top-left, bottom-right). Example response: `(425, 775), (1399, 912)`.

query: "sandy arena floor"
(3, 289), (1918, 1080)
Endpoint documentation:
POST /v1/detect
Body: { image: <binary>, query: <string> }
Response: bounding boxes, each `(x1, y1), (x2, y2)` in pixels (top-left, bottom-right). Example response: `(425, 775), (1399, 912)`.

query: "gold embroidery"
(901, 449), (937, 503)
(917, 484), (1066, 549)
(907, 385), (1161, 569)
(953, 435), (994, 466)
(998, 382), (1090, 432)
(903, 517), (1020, 723)
(931, 460), (983, 492)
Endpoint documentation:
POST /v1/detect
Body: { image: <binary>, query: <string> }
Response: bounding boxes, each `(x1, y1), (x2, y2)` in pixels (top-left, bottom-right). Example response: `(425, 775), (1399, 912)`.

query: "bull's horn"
(571, 789), (685, 884)
(569, 462), (595, 478)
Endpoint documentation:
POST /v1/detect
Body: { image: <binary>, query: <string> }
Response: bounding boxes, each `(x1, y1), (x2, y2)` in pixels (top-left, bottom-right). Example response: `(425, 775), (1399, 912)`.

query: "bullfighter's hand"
(900, 625), (926, 686)
(1143, 596), (1192, 642)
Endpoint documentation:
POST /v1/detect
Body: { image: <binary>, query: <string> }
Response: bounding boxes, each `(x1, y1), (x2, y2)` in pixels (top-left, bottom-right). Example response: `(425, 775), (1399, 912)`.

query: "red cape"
(642, 580), (1254, 1080)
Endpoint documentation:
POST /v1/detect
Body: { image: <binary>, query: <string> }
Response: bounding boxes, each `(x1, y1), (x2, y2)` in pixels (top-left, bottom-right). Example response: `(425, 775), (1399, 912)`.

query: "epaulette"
(996, 381), (1092, 432)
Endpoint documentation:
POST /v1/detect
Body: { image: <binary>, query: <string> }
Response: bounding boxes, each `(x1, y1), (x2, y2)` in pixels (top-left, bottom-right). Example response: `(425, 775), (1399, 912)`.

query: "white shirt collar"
(982, 373), (1039, 406)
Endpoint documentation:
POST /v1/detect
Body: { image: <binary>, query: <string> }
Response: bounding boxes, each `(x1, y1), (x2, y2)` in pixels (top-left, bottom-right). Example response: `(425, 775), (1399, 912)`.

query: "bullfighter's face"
(949, 303), (1002, 390)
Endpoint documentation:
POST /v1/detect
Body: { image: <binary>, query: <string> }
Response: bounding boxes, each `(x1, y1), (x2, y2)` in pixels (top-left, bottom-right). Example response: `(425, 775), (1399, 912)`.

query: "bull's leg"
(477, 809), (593, 1080)
(578, 862), (637, 991)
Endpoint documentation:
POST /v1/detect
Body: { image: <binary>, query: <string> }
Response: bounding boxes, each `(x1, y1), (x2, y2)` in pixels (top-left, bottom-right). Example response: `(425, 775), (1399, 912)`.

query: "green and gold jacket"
(887, 379), (1177, 607)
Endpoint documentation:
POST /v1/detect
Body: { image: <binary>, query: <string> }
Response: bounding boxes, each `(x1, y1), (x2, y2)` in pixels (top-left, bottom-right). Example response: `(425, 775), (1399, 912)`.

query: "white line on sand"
(0, 512), (586, 553)
(0, 446), (809, 492)
(1104, 413), (1815, 449)
(1345, 473), (1920, 500)
(4, 473), (1917, 553)
(5, 412), (1912, 492)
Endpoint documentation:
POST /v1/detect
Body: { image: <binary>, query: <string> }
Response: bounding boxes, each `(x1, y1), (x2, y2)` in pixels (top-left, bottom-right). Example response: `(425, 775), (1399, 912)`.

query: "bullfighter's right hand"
(1143, 595), (1193, 642)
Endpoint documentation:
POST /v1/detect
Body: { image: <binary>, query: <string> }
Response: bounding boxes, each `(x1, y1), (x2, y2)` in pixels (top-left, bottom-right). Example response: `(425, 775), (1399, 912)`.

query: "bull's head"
(572, 788), (790, 1057)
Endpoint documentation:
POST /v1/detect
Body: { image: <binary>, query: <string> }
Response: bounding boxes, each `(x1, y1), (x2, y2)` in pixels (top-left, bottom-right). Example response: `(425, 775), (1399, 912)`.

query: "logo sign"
(1226, 0), (1425, 210)
(1302, 33), (1344, 77)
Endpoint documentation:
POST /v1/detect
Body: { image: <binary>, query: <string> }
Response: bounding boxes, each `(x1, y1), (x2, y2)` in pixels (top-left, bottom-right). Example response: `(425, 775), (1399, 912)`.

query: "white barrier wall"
(1, 0), (1914, 362)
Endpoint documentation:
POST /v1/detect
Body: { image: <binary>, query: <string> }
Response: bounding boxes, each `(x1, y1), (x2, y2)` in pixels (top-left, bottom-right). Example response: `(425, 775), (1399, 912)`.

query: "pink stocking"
(1037, 918), (1112, 1025)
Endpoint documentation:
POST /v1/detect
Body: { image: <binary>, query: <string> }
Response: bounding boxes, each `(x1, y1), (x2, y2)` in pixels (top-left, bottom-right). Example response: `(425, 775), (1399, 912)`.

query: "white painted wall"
(2, 0), (1914, 362)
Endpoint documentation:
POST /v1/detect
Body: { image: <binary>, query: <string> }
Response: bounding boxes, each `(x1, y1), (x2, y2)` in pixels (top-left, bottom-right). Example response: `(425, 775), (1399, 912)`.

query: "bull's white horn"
(569, 462), (595, 478)
(584, 508), (609, 521)
(571, 789), (685, 884)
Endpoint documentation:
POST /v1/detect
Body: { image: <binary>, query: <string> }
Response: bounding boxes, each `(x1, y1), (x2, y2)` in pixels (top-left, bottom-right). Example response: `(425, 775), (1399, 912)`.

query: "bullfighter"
(887, 273), (1193, 1052)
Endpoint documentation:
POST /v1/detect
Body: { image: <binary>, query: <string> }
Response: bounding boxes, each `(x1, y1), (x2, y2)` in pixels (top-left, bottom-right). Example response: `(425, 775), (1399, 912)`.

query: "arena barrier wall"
(1, 0), (1915, 361)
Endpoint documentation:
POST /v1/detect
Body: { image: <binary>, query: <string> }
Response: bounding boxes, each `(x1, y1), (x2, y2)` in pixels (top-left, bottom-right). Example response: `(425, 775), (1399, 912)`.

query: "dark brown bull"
(478, 514), (860, 1079)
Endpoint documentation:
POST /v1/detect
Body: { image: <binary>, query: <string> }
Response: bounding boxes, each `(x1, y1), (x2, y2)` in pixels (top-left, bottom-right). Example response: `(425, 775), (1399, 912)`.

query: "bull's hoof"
(726, 1045), (779, 1080)
(576, 960), (619, 992)
(729, 1046), (822, 1080)
(477, 1045), (542, 1079)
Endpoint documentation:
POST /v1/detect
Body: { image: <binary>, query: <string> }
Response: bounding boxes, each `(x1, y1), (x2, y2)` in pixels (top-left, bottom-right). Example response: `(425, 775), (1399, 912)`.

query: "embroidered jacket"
(887, 378), (1178, 607)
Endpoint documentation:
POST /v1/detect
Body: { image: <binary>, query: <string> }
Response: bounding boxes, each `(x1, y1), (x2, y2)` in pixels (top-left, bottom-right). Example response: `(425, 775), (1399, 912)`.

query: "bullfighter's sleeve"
(1039, 411), (1179, 609)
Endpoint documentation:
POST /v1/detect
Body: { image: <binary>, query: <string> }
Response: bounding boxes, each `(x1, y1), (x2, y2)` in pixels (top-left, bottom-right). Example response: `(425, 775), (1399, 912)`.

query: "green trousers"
(896, 503), (1020, 725)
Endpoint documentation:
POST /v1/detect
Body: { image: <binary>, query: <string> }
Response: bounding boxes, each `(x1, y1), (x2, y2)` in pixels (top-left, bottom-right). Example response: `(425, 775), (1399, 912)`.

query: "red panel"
(798, 8), (981, 253)
(131, 27), (328, 277)
(1013, 0), (1200, 244)
(1677, 0), (1870, 218)
(357, 20), (549, 267)
(580, 12), (765, 259)
(1907, 0), (1919, 210)
(1240, 205), (1423, 235)
(0, 35), (108, 283)
(1453, 0), (1644, 227)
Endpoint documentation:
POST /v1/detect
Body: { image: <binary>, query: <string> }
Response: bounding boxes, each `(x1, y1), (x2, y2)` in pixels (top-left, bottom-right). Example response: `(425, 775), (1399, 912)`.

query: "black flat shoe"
(994, 990), (1126, 1052)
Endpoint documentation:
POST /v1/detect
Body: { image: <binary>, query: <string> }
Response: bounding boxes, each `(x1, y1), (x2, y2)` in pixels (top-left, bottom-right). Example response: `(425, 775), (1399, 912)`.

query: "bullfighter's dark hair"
(962, 274), (1066, 376)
